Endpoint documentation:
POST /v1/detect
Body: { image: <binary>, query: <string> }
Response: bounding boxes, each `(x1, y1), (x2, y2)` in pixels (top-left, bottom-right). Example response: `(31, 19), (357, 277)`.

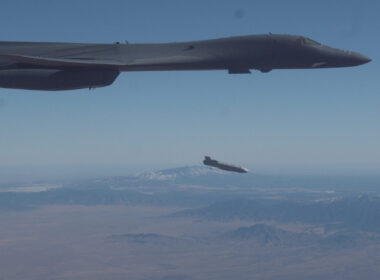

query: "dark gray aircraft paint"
(203, 156), (248, 173)
(0, 34), (371, 91)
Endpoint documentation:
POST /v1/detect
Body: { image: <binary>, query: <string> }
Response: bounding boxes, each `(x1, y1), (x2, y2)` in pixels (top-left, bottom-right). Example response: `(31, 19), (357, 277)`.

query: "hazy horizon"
(1, 163), (380, 279)
(2, 161), (380, 184)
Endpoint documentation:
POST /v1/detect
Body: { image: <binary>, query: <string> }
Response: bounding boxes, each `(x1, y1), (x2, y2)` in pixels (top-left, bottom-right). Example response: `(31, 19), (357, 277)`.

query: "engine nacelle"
(0, 69), (120, 91)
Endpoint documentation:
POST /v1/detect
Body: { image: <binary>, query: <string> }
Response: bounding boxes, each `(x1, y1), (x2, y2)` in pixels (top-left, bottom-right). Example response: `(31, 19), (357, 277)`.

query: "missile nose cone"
(351, 52), (372, 65)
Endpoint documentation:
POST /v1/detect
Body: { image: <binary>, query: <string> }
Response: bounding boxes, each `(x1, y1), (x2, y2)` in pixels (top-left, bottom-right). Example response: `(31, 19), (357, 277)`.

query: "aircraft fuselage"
(0, 34), (371, 90)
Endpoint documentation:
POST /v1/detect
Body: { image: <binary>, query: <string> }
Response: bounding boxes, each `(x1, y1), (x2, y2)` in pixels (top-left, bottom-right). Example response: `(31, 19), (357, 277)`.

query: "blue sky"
(0, 0), (379, 181)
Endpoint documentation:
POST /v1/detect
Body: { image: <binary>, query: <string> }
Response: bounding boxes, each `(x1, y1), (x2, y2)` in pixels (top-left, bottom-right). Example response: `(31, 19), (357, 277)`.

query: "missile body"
(203, 156), (248, 173)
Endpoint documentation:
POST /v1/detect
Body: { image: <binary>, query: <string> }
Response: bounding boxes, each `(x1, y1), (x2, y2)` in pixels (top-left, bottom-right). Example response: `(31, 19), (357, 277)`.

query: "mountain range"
(65, 166), (380, 194)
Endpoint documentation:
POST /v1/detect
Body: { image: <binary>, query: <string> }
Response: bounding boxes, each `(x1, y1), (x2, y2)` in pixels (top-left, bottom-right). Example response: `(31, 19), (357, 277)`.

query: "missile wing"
(203, 156), (248, 173)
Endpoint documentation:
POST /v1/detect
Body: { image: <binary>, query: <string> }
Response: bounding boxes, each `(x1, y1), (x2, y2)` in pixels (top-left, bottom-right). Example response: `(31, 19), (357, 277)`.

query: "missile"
(203, 156), (248, 173)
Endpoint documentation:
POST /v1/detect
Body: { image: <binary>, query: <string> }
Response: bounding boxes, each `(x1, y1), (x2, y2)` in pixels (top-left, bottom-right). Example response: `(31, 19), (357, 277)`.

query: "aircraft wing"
(0, 54), (126, 68)
(0, 54), (208, 69)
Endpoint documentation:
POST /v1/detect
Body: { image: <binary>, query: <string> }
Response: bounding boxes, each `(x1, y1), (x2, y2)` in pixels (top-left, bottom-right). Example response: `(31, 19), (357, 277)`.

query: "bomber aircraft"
(0, 34), (371, 91)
